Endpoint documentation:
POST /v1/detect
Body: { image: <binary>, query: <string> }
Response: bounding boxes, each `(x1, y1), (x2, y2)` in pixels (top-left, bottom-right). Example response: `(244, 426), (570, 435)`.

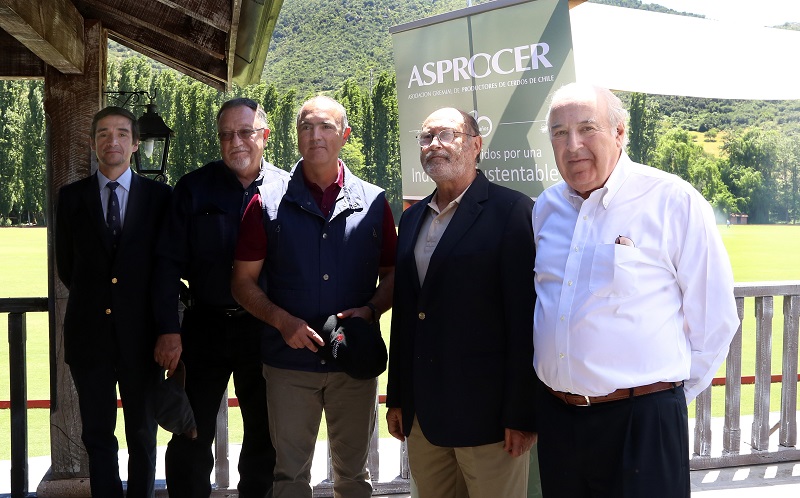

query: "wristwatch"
(365, 302), (379, 323)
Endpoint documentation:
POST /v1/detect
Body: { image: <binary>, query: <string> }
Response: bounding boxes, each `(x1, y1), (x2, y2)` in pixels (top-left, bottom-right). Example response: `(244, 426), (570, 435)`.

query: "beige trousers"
(263, 365), (378, 498)
(406, 416), (529, 498)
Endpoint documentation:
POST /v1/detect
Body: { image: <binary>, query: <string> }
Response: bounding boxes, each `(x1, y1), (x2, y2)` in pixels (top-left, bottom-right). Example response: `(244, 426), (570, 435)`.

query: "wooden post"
(751, 296), (774, 451)
(38, 19), (105, 498)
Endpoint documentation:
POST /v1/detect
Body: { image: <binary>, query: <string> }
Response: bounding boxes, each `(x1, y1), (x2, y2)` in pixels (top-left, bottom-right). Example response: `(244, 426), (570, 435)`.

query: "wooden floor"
(4, 441), (800, 497)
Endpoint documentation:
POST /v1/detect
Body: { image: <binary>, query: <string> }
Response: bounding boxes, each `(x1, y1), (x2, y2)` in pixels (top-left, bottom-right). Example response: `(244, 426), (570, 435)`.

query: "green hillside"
(263, 0), (800, 136)
(262, 0), (493, 96)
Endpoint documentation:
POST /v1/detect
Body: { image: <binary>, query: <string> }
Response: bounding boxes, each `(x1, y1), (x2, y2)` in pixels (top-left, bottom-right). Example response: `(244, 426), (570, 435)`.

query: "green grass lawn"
(2, 224), (800, 459)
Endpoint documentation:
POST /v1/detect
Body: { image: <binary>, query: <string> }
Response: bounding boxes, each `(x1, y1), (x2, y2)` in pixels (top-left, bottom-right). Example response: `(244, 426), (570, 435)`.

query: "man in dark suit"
(385, 107), (538, 497)
(56, 106), (171, 498)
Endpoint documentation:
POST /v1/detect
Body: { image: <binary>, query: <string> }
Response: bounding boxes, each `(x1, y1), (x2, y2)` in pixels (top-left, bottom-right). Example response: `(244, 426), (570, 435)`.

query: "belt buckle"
(578, 395), (591, 407)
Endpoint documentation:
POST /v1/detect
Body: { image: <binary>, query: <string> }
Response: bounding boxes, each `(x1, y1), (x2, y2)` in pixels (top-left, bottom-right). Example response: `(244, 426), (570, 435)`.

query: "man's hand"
(386, 407), (405, 441)
(337, 306), (373, 323)
(503, 428), (537, 457)
(279, 316), (325, 352)
(154, 333), (182, 376)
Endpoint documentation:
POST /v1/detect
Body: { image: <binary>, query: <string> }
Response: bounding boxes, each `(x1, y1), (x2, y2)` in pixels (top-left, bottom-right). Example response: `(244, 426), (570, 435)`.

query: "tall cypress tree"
(627, 92), (660, 165)
(368, 72), (400, 217)
(20, 82), (45, 224)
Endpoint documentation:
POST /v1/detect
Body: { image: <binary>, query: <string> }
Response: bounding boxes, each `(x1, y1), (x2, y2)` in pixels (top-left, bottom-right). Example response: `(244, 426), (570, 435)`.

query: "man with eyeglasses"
(153, 97), (288, 497)
(533, 83), (739, 497)
(230, 95), (397, 497)
(385, 107), (538, 497)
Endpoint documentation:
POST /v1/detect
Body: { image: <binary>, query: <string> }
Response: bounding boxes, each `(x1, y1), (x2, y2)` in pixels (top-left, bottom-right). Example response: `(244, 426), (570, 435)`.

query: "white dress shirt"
(98, 167), (132, 227)
(532, 153), (739, 403)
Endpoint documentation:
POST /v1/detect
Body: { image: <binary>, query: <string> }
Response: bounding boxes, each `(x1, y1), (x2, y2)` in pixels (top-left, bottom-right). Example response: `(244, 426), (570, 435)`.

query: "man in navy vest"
(232, 95), (397, 498)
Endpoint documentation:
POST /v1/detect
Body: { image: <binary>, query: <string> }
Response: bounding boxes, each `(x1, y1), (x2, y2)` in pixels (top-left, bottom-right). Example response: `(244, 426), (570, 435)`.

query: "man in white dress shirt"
(532, 82), (739, 497)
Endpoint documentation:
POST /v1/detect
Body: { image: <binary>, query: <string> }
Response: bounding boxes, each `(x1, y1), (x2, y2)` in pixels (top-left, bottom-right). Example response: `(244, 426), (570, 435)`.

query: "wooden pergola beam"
(227, 0), (242, 87)
(153, 0), (231, 32)
(110, 32), (228, 89)
(0, 29), (45, 78)
(0, 0), (84, 74)
(80, 0), (227, 60)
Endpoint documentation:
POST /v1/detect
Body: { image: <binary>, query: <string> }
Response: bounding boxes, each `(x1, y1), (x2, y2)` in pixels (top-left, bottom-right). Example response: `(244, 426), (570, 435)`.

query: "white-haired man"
(533, 83), (739, 497)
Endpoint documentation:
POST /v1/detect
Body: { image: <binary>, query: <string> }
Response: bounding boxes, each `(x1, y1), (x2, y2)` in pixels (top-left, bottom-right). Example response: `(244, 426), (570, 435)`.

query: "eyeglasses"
(218, 128), (265, 142)
(417, 129), (478, 147)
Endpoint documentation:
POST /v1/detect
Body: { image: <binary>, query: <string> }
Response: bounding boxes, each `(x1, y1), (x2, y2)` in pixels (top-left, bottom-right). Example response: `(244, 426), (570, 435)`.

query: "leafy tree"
(336, 78), (368, 140)
(19, 82), (46, 224)
(653, 128), (701, 179)
(340, 136), (366, 178)
(152, 70), (180, 183)
(688, 156), (736, 219)
(366, 72), (401, 218)
(627, 92), (660, 165)
(0, 81), (25, 224)
(723, 129), (780, 223)
(733, 167), (766, 220)
(117, 57), (153, 98)
(271, 88), (299, 171)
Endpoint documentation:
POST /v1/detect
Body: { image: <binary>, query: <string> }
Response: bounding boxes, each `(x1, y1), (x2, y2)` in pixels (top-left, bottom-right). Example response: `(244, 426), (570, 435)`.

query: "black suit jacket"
(386, 171), (537, 447)
(56, 171), (172, 367)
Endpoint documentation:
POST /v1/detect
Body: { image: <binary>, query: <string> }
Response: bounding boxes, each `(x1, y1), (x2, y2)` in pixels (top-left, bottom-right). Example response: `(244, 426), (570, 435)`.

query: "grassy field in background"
(2, 224), (800, 459)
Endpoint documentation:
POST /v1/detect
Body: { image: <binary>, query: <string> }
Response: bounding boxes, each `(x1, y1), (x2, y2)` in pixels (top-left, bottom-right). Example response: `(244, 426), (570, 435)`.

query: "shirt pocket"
(588, 243), (641, 298)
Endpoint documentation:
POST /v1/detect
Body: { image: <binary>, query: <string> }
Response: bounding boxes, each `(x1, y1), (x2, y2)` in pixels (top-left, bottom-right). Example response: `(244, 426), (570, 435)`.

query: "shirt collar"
(429, 178), (472, 215)
(301, 159), (345, 191)
(560, 152), (631, 211)
(97, 167), (132, 192)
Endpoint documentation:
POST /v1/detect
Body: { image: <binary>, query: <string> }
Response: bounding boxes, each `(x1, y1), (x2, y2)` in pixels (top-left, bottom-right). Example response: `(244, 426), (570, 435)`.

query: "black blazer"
(386, 171), (538, 447)
(56, 172), (171, 367)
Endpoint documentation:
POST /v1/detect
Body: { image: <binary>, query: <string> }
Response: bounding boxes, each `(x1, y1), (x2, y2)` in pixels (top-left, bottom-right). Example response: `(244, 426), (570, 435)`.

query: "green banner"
(390, 0), (575, 200)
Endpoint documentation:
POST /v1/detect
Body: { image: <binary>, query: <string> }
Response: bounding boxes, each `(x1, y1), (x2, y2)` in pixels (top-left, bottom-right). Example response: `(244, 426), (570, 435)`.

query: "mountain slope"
(262, 0), (494, 95)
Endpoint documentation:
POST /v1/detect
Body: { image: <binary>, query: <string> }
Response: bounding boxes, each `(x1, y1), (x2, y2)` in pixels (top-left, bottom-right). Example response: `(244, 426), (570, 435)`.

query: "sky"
(641, 0), (800, 27)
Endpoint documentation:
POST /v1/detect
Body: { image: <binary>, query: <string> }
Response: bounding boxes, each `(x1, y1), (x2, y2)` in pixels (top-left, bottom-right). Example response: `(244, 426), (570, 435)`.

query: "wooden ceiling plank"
(80, 0), (226, 60)
(110, 33), (227, 88)
(0, 0), (84, 74)
(152, 0), (230, 32)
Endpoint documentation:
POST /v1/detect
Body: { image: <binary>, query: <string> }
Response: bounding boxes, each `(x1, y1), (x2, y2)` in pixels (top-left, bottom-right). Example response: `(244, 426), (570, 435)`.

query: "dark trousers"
(70, 358), (159, 498)
(537, 383), (690, 498)
(165, 308), (275, 498)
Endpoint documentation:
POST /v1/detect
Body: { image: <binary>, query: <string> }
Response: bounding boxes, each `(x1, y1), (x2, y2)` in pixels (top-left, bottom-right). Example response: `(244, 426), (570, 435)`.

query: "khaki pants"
(406, 416), (529, 498)
(263, 365), (378, 498)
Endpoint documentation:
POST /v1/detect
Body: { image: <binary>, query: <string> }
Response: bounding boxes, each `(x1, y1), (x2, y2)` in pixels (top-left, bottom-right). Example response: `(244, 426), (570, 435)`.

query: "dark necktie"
(106, 181), (122, 250)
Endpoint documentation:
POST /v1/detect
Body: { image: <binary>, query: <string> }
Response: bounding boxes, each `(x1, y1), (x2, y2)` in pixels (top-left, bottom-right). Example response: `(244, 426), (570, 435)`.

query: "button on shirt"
(98, 167), (132, 227)
(532, 153), (739, 403)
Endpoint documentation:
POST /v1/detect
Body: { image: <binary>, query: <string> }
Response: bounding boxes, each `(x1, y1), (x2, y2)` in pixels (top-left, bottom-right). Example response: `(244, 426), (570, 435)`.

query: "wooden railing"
(5, 282), (800, 496)
(1, 297), (49, 498)
(691, 281), (800, 469)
